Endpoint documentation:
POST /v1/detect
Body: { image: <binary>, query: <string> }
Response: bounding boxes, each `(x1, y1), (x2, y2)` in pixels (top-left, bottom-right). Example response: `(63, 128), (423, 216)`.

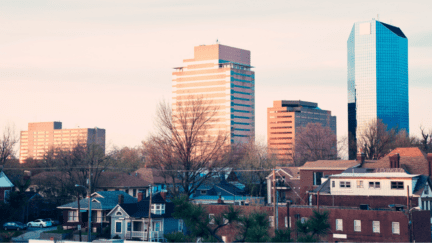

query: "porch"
(120, 219), (164, 241)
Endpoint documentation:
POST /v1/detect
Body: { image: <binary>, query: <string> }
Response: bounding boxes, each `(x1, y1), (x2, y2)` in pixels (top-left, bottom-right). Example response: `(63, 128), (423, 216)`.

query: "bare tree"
(294, 123), (338, 166)
(110, 145), (145, 172)
(0, 125), (19, 166)
(237, 139), (277, 199)
(357, 119), (396, 160)
(144, 96), (240, 197)
(420, 125), (432, 153)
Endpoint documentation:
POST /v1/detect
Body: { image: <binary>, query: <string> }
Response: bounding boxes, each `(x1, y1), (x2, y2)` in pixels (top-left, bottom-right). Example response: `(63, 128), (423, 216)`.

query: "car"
(44, 218), (60, 226)
(27, 219), (52, 228)
(3, 222), (27, 231)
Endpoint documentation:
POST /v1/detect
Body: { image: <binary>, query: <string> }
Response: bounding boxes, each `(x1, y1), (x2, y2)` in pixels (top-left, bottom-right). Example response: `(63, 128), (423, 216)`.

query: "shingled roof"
(361, 147), (429, 175)
(57, 191), (137, 210)
(97, 171), (151, 188)
(300, 160), (360, 170)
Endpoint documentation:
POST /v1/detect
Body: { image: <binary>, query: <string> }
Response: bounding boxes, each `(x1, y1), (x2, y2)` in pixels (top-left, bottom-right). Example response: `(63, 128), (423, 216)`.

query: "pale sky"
(1, 0), (431, 153)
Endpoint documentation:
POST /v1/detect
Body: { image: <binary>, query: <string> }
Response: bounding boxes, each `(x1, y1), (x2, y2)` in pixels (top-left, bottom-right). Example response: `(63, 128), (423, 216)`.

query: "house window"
(332, 181), (335, 188)
(357, 180), (363, 188)
(392, 222), (400, 234)
(151, 204), (165, 215)
(115, 221), (122, 233)
(209, 214), (215, 224)
(336, 219), (343, 231)
(133, 189), (137, 197)
(313, 172), (323, 185)
(127, 222), (131, 231)
(301, 217), (307, 223)
(285, 217), (288, 228)
(373, 221), (380, 233)
(116, 211), (122, 216)
(425, 185), (429, 194)
(125, 189), (129, 194)
(369, 182), (380, 189)
(4, 190), (10, 203)
(354, 220), (361, 232)
(269, 216), (274, 227)
(68, 211), (78, 222)
(201, 190), (207, 195)
(340, 181), (351, 188)
(391, 182), (404, 190)
(178, 219), (184, 232)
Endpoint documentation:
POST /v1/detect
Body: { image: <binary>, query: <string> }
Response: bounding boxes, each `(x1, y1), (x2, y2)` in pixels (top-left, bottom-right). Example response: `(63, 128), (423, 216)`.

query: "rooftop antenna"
(216, 38), (219, 44)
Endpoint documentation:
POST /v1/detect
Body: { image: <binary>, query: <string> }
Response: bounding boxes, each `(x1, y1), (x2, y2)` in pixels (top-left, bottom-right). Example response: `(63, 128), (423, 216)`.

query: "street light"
(76, 184), (92, 242)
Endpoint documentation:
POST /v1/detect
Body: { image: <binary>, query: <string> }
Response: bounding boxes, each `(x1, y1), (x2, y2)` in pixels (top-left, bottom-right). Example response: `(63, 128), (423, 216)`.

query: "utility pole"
(147, 185), (152, 241)
(77, 192), (82, 242)
(273, 169), (276, 229)
(88, 158), (92, 241)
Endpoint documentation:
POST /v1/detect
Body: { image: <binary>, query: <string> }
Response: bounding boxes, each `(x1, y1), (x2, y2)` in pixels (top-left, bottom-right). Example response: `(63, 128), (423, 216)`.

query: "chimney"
(390, 153), (400, 168)
(118, 194), (124, 205)
(137, 192), (143, 202)
(427, 153), (432, 177)
(160, 192), (166, 201)
(356, 150), (365, 166)
(217, 195), (223, 204)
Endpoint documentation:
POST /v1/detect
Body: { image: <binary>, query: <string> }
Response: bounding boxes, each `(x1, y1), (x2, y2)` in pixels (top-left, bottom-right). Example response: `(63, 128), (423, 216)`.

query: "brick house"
(96, 171), (151, 199)
(0, 170), (14, 203)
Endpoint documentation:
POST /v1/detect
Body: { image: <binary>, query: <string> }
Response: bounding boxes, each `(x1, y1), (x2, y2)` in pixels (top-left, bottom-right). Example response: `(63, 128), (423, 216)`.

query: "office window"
(391, 182), (404, 189)
(373, 221), (380, 233)
(357, 180), (364, 188)
(392, 222), (400, 234)
(336, 219), (343, 231)
(354, 220), (361, 232)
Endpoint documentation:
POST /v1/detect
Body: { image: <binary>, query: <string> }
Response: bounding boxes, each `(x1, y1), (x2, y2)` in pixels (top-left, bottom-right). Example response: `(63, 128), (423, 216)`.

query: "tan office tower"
(172, 44), (255, 144)
(19, 122), (105, 163)
(267, 101), (336, 164)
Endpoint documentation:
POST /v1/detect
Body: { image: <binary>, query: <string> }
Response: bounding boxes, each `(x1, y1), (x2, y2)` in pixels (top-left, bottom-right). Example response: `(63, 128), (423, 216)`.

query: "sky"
(1, 0), (431, 153)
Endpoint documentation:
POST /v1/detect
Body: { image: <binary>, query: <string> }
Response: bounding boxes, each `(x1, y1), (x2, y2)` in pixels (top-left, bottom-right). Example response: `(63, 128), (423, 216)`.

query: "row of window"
(332, 180), (404, 190)
(335, 219), (399, 234)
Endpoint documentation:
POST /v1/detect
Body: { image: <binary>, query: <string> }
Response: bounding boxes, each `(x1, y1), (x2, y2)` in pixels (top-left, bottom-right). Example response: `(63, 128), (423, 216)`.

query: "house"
(266, 167), (301, 205)
(134, 168), (171, 194)
(107, 192), (185, 241)
(191, 180), (265, 205)
(0, 169), (14, 203)
(308, 167), (432, 222)
(57, 191), (137, 232)
(96, 171), (151, 199)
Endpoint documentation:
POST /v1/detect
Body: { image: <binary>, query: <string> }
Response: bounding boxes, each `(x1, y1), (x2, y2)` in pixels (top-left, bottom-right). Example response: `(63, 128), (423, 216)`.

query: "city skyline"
(1, 1), (431, 152)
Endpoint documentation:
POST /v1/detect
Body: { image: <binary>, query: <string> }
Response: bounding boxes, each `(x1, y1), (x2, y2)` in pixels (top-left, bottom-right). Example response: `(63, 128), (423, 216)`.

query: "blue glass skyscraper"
(348, 20), (408, 159)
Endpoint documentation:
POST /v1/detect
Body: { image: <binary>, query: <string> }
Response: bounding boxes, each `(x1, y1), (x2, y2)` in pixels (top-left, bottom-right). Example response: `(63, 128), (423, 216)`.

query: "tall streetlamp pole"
(88, 162), (92, 242)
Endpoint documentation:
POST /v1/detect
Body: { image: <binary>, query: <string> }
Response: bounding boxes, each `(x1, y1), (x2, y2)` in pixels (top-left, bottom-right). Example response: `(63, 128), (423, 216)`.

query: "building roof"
(57, 191), (137, 210)
(361, 147), (429, 175)
(0, 171), (14, 188)
(378, 21), (407, 38)
(300, 160), (360, 170)
(413, 175), (431, 195)
(96, 172), (151, 188)
(109, 193), (174, 219)
(134, 168), (175, 184)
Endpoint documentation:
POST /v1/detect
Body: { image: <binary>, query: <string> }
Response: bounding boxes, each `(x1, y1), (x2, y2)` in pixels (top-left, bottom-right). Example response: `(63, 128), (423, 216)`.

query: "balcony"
(126, 231), (164, 241)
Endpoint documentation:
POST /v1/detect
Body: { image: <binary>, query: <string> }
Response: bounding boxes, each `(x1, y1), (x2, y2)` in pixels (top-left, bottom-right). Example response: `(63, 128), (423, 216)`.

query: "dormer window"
(201, 190), (207, 195)
(116, 211), (122, 216)
(151, 204), (165, 215)
(425, 185), (429, 194)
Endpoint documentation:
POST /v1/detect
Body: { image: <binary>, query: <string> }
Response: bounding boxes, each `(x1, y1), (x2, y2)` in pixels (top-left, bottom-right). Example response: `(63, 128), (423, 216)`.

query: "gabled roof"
(96, 172), (151, 188)
(134, 168), (177, 184)
(266, 167), (300, 179)
(57, 191), (137, 210)
(108, 192), (174, 219)
(361, 147), (429, 175)
(413, 175), (432, 196)
(0, 171), (14, 188)
(300, 160), (360, 170)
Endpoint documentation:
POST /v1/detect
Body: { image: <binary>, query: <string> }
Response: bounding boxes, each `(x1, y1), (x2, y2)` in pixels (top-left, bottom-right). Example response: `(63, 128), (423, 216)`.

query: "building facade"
(19, 122), (105, 163)
(267, 100), (336, 163)
(172, 44), (255, 144)
(348, 20), (408, 159)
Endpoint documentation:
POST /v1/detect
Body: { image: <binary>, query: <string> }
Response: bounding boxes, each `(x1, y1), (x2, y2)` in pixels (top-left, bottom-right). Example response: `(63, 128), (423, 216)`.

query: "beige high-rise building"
(19, 122), (105, 163)
(172, 44), (255, 144)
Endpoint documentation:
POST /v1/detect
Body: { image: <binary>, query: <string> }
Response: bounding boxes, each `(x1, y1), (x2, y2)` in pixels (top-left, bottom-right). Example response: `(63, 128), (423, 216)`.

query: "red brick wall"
(300, 170), (344, 204)
(412, 210), (431, 242)
(312, 194), (419, 208)
(288, 206), (426, 242)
